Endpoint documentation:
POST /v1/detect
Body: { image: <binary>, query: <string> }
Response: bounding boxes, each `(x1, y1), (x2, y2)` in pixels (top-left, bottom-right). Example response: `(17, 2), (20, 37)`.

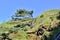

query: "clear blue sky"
(0, 0), (60, 23)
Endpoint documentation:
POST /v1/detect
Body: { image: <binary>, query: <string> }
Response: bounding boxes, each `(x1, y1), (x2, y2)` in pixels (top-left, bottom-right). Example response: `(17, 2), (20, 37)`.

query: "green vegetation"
(0, 9), (60, 40)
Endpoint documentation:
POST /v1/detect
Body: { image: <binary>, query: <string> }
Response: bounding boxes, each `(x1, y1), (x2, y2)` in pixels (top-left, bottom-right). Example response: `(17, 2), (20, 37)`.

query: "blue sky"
(0, 0), (60, 23)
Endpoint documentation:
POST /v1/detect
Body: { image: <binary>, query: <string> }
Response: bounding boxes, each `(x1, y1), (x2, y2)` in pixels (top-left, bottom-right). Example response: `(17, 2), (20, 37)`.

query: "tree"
(57, 12), (60, 20)
(12, 9), (33, 20)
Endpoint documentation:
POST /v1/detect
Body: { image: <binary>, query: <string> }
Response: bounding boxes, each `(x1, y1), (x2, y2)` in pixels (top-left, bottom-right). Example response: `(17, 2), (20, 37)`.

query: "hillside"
(0, 9), (60, 40)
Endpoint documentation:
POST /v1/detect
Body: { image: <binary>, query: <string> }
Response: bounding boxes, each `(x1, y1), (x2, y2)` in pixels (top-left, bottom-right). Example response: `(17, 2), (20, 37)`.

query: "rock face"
(0, 10), (60, 40)
(27, 10), (60, 40)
